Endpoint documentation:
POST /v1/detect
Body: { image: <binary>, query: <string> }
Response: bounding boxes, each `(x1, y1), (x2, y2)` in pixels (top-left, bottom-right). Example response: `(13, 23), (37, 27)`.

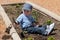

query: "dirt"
(0, 15), (13, 40)
(0, 15), (5, 40)
(2, 3), (60, 40)
(0, 0), (24, 5)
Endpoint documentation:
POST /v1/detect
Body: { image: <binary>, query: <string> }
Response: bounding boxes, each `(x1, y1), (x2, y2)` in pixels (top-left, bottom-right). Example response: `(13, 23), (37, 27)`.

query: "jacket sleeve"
(15, 15), (23, 24)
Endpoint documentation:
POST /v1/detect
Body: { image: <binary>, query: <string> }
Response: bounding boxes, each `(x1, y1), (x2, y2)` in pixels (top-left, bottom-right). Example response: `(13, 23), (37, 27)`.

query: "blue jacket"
(16, 13), (35, 29)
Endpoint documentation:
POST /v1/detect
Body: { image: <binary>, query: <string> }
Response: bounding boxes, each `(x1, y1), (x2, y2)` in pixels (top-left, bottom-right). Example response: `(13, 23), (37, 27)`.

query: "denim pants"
(23, 26), (47, 35)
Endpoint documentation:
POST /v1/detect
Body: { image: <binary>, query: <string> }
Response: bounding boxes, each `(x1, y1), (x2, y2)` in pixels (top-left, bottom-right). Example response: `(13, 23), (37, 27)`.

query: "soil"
(2, 3), (60, 40)
(0, 15), (13, 40)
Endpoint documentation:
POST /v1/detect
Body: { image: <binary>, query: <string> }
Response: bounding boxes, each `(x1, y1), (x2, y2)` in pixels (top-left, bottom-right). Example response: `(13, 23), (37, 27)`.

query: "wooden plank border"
(0, 5), (21, 40)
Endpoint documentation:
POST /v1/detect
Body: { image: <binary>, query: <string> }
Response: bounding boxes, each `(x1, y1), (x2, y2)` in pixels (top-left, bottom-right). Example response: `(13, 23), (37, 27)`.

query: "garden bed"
(2, 3), (60, 40)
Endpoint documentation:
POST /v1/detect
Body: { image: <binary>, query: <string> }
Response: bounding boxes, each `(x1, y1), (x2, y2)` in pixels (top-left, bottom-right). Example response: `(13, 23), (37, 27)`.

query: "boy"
(15, 3), (55, 35)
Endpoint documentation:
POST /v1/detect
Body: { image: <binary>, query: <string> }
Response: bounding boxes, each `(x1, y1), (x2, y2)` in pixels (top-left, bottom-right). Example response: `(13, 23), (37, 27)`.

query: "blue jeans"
(23, 26), (47, 35)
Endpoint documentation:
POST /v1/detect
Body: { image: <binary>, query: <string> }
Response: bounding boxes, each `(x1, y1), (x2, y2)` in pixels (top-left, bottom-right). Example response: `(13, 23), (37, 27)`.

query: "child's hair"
(20, 11), (23, 14)
(20, 9), (24, 14)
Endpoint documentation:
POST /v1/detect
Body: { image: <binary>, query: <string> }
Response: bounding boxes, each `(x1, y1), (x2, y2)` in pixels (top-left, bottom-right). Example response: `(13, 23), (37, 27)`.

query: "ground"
(2, 3), (60, 40)
(0, 15), (13, 40)
(0, 15), (6, 40)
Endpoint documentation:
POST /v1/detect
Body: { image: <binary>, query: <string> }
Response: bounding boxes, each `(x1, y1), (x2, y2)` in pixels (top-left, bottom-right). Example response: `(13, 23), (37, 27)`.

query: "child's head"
(22, 3), (33, 16)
